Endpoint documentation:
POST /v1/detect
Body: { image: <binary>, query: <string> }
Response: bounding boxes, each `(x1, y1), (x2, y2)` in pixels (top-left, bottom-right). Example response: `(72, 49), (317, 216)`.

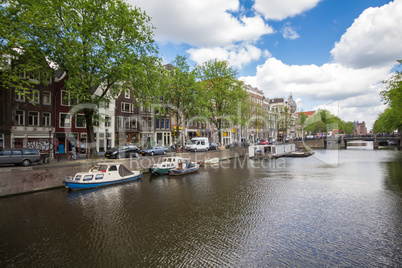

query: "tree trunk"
(84, 108), (97, 159)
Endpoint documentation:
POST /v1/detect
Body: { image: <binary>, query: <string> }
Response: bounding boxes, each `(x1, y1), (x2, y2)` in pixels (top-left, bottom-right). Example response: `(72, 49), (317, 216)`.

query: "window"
(117, 116), (123, 130)
(0, 133), (4, 149)
(75, 175), (82, 181)
(95, 174), (104, 180)
(61, 90), (78, 106)
(105, 116), (111, 127)
(83, 175), (93, 181)
(15, 90), (25, 102)
(166, 119), (170, 129)
(160, 119), (165, 129)
(124, 117), (130, 130)
(60, 113), (71, 128)
(15, 110), (24, 125)
(1, 150), (11, 155)
(131, 117), (137, 130)
(155, 119), (159, 129)
(28, 111), (39, 126)
(109, 165), (117, 171)
(148, 118), (152, 128)
(76, 114), (86, 128)
(43, 91), (51, 105)
(28, 90), (39, 104)
(125, 89), (130, 98)
(61, 90), (69, 106)
(121, 102), (133, 113)
(12, 150), (22, 155)
(23, 149), (38, 155)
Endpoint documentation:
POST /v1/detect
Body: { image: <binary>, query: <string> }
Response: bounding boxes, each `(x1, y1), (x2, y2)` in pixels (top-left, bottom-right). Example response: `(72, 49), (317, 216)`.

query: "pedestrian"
(72, 144), (76, 160)
(75, 145), (83, 160)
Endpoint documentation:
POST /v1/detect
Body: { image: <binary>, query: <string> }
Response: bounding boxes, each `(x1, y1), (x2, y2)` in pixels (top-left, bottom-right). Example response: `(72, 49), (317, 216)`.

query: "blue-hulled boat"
(65, 163), (142, 190)
(169, 159), (200, 176)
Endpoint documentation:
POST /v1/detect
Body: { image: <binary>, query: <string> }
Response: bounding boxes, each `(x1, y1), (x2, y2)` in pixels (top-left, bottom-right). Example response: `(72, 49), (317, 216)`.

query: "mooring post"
(373, 134), (378, 150)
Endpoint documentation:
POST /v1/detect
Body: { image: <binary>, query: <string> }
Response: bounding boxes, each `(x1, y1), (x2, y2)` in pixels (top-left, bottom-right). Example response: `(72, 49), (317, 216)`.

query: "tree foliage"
(303, 109), (354, 135)
(374, 60), (402, 133)
(1, 0), (159, 157)
(161, 55), (199, 146)
(195, 59), (248, 143)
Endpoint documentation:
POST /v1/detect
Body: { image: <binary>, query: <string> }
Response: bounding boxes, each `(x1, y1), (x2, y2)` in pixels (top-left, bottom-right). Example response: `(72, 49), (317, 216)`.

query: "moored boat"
(204, 157), (219, 165)
(288, 151), (315, 157)
(65, 163), (142, 190)
(169, 159), (200, 176)
(149, 156), (187, 175)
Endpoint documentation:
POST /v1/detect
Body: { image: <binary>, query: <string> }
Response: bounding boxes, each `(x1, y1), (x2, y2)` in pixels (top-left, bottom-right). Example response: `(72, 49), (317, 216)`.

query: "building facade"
(0, 71), (55, 153)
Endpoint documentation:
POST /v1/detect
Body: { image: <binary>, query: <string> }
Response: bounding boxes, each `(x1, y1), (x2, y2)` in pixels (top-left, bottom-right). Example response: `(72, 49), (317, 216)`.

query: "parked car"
(259, 139), (269, 145)
(141, 145), (168, 156)
(269, 139), (277, 144)
(285, 136), (292, 142)
(209, 142), (219, 150)
(105, 145), (141, 159)
(0, 148), (42, 166)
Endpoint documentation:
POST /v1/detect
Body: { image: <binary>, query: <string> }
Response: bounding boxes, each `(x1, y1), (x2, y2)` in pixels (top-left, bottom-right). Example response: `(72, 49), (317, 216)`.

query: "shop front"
(11, 126), (55, 153)
(55, 132), (88, 155)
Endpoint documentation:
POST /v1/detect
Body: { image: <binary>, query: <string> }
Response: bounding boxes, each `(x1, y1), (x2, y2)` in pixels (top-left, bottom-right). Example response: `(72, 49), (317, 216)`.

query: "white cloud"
(253, 0), (321, 20)
(240, 58), (390, 101)
(282, 23), (300, 40)
(240, 58), (391, 128)
(187, 43), (270, 69)
(127, 0), (274, 47)
(331, 0), (402, 69)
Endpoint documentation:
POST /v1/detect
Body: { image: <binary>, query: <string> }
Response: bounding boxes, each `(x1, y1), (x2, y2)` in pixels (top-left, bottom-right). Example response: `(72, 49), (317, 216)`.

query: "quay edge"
(0, 148), (248, 198)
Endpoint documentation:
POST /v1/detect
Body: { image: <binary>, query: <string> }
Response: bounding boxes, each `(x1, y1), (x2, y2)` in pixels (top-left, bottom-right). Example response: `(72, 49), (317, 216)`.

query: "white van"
(185, 137), (209, 152)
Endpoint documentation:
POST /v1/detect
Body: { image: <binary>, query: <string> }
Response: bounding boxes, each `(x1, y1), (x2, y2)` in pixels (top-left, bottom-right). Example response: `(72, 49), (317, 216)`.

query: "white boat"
(149, 156), (187, 175)
(65, 163), (142, 190)
(169, 159), (200, 176)
(204, 157), (219, 164)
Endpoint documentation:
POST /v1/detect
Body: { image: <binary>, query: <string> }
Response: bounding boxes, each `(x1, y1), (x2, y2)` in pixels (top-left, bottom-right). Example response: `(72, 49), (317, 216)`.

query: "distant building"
(295, 111), (315, 138)
(353, 121), (367, 135)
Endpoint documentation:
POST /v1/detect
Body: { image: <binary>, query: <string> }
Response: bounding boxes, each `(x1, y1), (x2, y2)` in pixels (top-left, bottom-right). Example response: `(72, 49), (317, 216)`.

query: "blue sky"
(128, 0), (402, 129)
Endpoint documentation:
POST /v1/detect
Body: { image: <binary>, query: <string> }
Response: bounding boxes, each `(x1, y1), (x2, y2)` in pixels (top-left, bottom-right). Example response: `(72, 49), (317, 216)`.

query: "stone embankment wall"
(0, 148), (248, 197)
(294, 140), (324, 149)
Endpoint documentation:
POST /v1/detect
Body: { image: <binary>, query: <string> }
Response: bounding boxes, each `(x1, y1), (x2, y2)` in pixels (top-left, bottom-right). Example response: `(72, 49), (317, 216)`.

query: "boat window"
(91, 165), (100, 171)
(75, 175), (82, 181)
(95, 174), (104, 180)
(109, 165), (117, 171)
(99, 165), (108, 172)
(167, 164), (170, 167)
(83, 175), (93, 181)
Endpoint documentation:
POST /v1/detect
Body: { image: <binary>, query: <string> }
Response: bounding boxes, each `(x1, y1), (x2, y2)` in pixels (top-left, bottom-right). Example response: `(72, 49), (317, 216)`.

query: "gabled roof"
(296, 111), (315, 117)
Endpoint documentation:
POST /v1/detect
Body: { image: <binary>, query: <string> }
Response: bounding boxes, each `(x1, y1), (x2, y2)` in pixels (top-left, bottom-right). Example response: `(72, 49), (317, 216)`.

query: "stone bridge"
(338, 135), (401, 150)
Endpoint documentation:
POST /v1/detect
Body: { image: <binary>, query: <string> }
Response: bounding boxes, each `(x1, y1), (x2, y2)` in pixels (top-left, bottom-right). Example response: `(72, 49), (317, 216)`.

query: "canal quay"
(0, 146), (401, 267)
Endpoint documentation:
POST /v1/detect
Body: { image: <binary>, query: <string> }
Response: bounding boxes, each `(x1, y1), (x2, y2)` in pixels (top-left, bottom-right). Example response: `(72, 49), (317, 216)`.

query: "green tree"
(2, 0), (159, 157)
(298, 111), (308, 138)
(0, 2), (55, 97)
(195, 59), (247, 144)
(276, 105), (290, 140)
(376, 59), (402, 134)
(161, 55), (199, 148)
(373, 108), (401, 133)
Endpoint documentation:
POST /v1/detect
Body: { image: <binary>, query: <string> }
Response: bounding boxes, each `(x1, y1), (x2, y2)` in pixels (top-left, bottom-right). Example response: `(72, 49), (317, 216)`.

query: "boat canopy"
(119, 164), (134, 177)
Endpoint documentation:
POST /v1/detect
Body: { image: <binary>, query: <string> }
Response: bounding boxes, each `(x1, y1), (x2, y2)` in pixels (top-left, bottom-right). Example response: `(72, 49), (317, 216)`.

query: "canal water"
(0, 149), (401, 267)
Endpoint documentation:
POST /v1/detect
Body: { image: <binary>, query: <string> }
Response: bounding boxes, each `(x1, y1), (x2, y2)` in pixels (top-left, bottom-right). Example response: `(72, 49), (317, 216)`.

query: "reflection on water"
(0, 150), (401, 267)
(347, 140), (373, 150)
